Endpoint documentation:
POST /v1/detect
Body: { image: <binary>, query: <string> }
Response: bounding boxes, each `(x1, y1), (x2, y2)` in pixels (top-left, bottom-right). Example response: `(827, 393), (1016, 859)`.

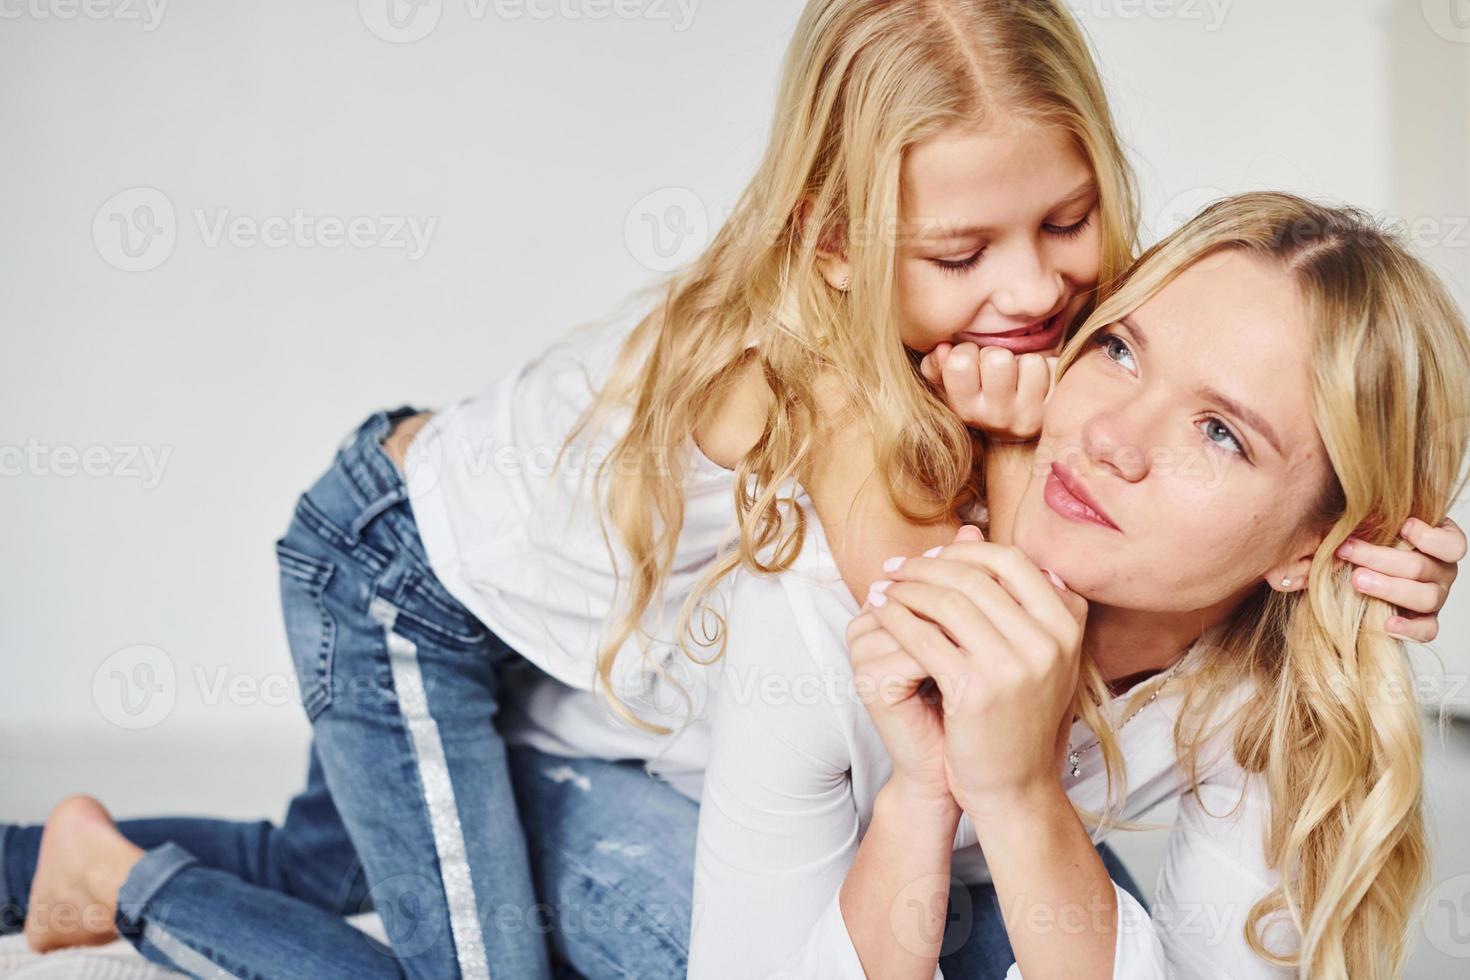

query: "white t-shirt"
(404, 299), (738, 797)
(688, 489), (1302, 980)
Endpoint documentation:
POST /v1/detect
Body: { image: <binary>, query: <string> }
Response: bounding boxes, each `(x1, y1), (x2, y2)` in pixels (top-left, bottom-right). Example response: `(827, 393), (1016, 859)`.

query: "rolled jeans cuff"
(115, 842), (198, 936)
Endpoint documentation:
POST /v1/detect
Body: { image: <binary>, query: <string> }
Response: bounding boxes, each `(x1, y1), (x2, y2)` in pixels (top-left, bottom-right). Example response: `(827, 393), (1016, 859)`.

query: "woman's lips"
(1043, 463), (1121, 532)
(955, 312), (1065, 355)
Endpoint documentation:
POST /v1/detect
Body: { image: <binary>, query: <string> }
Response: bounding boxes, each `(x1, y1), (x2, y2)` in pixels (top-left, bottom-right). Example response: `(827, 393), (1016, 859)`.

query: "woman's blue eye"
(1200, 417), (1244, 456)
(1093, 331), (1135, 369)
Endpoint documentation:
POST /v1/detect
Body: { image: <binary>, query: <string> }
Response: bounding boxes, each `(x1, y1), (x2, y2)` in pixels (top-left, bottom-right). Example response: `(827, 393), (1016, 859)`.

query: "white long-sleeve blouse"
(688, 480), (1301, 980)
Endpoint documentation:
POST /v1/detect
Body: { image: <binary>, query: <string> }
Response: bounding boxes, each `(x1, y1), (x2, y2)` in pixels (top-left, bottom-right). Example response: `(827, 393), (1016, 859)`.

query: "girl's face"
(894, 120), (1102, 356)
(1011, 249), (1335, 613)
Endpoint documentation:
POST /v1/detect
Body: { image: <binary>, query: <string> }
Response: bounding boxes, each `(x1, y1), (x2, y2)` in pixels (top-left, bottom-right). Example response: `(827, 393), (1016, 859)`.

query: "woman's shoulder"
(722, 504), (861, 672)
(1154, 659), (1266, 799)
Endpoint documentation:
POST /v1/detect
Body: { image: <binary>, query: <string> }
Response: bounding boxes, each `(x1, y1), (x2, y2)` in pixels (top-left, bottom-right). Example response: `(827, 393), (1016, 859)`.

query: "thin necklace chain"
(1067, 651), (1191, 778)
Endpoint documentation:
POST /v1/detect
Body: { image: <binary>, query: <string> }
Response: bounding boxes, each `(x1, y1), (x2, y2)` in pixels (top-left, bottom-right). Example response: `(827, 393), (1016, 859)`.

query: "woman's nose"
(1081, 409), (1149, 482)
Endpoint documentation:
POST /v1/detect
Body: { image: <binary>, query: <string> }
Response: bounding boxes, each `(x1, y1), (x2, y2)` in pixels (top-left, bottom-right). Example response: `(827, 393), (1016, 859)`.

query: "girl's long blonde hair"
(1055, 192), (1470, 979)
(563, 0), (1138, 732)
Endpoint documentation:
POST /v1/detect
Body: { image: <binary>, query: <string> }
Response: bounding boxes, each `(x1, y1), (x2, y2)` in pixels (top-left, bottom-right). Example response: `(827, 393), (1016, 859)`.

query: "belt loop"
(346, 485), (407, 545)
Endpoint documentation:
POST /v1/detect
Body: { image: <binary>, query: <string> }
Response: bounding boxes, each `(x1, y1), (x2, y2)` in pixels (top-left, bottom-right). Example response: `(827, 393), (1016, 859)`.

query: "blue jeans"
(0, 404), (1147, 978)
(2, 798), (1143, 980)
(1, 406), (702, 980)
(0, 744), (698, 979)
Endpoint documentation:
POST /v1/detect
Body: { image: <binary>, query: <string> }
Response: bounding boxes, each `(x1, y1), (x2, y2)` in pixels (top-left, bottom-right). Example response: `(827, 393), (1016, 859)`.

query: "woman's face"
(893, 120), (1102, 355)
(1011, 249), (1335, 612)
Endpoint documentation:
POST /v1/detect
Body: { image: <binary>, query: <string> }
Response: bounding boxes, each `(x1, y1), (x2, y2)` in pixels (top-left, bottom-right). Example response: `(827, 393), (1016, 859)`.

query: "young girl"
(830, 192), (1470, 979)
(4, 2), (1459, 978)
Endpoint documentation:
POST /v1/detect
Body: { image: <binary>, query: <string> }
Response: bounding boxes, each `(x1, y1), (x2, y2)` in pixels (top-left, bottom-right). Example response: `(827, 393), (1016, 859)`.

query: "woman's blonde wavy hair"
(561, 0), (1138, 730)
(1055, 191), (1470, 979)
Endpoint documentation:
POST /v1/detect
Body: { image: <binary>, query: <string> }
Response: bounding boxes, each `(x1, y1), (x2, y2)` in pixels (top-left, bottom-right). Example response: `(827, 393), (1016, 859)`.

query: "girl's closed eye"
(934, 213), (1094, 275)
(931, 249), (985, 274)
(1043, 209), (1093, 239)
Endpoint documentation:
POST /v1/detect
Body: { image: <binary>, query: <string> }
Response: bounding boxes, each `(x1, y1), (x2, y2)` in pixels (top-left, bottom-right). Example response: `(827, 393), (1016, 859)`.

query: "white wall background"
(2, 0), (1468, 973)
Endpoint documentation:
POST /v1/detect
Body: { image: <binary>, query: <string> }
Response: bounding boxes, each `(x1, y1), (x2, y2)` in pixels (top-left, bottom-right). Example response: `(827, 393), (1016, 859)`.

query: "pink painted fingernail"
(1042, 568), (1068, 592)
(1337, 540), (1355, 559)
(923, 546), (943, 558)
(868, 590), (889, 607)
(1355, 570), (1377, 589)
(882, 556), (905, 572)
(869, 580), (891, 594)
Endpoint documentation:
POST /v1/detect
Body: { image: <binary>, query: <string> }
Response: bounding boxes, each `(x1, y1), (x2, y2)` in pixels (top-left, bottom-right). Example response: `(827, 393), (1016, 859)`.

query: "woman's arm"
(838, 780), (961, 980)
(966, 782), (1118, 978)
(864, 540), (1115, 977)
(989, 764), (1298, 980)
(838, 524), (988, 978)
(688, 567), (868, 979)
(866, 544), (1299, 978)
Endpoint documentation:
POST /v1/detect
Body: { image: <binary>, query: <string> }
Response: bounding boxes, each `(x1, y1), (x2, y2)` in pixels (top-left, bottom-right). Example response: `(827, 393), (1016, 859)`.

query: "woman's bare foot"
(24, 795), (143, 953)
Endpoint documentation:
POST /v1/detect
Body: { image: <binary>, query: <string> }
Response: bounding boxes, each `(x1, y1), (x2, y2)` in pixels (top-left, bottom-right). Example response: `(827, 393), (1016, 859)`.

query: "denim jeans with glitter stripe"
(0, 406), (701, 980)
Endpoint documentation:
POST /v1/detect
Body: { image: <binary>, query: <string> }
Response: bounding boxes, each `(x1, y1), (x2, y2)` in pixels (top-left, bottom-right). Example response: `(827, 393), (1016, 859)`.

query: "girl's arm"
(982, 440), (1036, 546)
(803, 371), (962, 606)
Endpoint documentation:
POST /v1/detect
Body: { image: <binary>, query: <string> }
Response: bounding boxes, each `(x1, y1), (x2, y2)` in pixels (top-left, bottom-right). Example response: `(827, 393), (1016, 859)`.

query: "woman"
(691, 193), (1470, 978)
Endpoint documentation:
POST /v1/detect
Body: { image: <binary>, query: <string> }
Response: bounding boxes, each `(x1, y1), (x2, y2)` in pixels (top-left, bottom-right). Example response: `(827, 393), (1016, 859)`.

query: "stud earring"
(837, 274), (850, 292)
(1281, 577), (1293, 588)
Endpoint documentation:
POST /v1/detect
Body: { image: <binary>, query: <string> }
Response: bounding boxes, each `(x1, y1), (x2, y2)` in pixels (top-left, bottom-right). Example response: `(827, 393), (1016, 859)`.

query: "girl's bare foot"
(24, 795), (143, 953)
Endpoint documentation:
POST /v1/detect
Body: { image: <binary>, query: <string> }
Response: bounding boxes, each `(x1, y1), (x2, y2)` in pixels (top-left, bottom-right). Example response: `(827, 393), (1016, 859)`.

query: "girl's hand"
(864, 540), (1088, 819)
(847, 525), (984, 807)
(1339, 516), (1466, 642)
(918, 341), (1057, 442)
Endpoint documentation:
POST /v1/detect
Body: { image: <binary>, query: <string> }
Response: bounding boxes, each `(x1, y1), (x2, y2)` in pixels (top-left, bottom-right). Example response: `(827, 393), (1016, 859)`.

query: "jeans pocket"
(388, 572), (491, 651)
(276, 539), (337, 720)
